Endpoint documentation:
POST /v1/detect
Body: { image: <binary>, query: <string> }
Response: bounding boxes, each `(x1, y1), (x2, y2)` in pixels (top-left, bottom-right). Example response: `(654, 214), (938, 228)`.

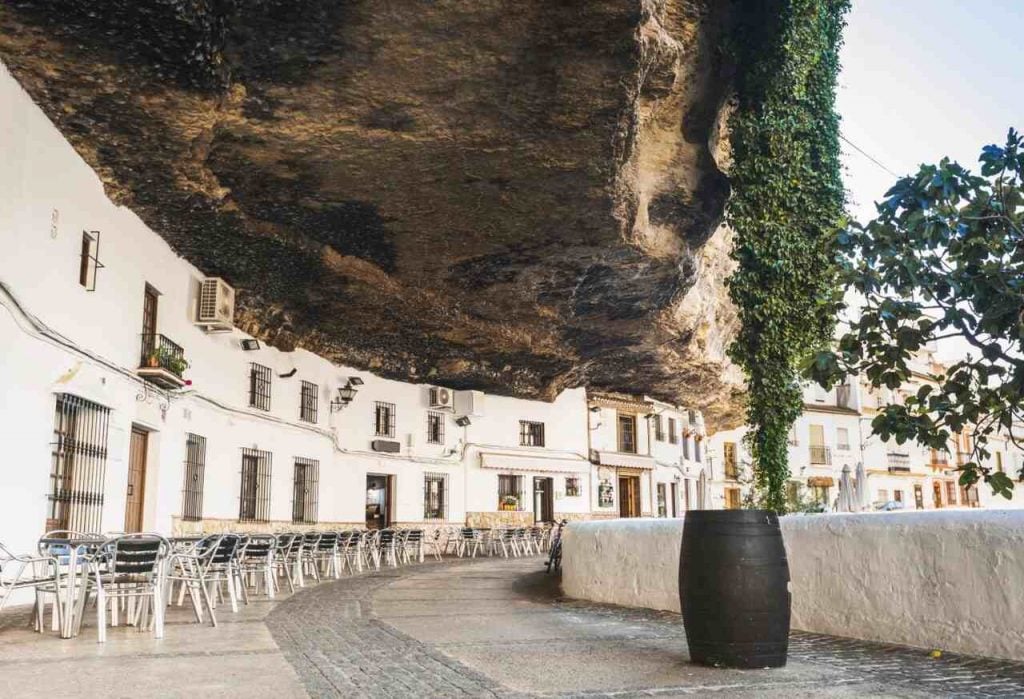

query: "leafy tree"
(809, 129), (1024, 499)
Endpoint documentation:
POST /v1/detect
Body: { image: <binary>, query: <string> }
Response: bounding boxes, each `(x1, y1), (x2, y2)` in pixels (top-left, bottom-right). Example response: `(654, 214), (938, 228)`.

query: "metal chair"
(236, 534), (277, 600)
(88, 534), (169, 642)
(314, 532), (341, 579)
(1, 542), (62, 632)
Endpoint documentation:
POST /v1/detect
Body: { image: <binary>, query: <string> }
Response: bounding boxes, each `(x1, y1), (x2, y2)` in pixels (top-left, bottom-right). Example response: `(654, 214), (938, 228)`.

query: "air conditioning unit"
(455, 390), (485, 417)
(196, 277), (235, 331)
(429, 387), (454, 410)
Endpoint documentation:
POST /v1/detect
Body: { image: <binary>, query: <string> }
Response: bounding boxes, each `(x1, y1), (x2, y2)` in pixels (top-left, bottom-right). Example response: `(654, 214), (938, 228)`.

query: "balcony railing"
(808, 445), (831, 465)
(138, 333), (187, 388)
(887, 452), (910, 472)
(930, 453), (950, 469)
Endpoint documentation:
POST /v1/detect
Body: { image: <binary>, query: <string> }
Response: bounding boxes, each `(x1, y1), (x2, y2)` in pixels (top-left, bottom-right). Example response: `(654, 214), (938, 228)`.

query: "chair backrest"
(379, 529), (395, 544)
(243, 535), (275, 560)
(317, 532), (338, 550)
(461, 527), (475, 540)
(105, 534), (168, 576)
(198, 534), (240, 566)
(275, 533), (295, 552)
(303, 532), (321, 549)
(405, 529), (423, 543)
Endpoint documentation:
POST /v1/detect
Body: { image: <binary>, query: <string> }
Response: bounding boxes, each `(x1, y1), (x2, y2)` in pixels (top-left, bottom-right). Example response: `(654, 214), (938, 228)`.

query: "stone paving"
(2, 556), (1024, 697)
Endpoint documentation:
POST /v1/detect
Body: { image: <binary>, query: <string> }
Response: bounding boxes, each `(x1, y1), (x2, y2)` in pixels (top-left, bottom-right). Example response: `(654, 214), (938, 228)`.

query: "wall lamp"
(240, 339), (261, 351)
(455, 415), (472, 427)
(330, 379), (360, 412)
(589, 406), (601, 413)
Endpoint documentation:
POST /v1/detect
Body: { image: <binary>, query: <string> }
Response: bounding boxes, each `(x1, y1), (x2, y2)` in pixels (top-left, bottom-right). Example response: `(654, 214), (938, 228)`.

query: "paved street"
(2, 556), (1024, 697)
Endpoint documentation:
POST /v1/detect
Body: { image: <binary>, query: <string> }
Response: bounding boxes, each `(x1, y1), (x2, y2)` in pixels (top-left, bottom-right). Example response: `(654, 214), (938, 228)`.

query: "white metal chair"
(0, 542), (62, 632)
(87, 534), (169, 642)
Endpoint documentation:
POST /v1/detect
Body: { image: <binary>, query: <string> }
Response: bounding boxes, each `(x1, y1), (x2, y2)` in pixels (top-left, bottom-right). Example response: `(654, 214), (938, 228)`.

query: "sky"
(838, 0), (1024, 223)
(836, 0), (1024, 361)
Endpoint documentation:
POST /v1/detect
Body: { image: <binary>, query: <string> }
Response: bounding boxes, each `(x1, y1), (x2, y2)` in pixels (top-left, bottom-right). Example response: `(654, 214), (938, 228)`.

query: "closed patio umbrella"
(837, 463), (855, 513)
(854, 460), (869, 512)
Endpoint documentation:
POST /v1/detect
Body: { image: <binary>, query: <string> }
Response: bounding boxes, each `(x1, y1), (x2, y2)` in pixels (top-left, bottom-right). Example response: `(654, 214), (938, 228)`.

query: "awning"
(594, 450), (657, 470)
(807, 476), (835, 487)
(479, 452), (591, 474)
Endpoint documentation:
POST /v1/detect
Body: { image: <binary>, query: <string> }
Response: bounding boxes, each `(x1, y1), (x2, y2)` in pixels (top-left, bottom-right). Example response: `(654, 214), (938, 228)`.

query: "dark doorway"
(124, 426), (149, 532)
(914, 484), (924, 510)
(366, 474), (393, 529)
(533, 477), (553, 523)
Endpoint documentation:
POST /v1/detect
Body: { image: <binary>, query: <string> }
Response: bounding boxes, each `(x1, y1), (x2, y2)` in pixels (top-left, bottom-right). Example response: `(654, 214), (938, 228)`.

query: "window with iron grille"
(299, 380), (318, 423)
(248, 363), (272, 411)
(181, 433), (206, 521)
(48, 394), (111, 533)
(668, 418), (678, 444)
(426, 411), (444, 444)
(519, 420), (545, 447)
(374, 401), (396, 437)
(424, 472), (448, 520)
(653, 415), (664, 441)
(498, 474), (523, 510)
(565, 477), (581, 497)
(617, 414), (637, 453)
(292, 457), (319, 524)
(78, 230), (104, 291)
(239, 448), (272, 522)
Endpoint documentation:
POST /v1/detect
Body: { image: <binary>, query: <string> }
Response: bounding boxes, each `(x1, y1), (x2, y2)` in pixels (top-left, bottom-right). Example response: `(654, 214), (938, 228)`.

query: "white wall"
(0, 60), (598, 559)
(562, 513), (1024, 662)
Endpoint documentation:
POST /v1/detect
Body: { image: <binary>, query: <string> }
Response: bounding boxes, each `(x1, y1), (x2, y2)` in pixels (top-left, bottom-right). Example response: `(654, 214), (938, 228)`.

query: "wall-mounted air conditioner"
(196, 277), (235, 331)
(455, 390), (485, 417)
(429, 387), (454, 410)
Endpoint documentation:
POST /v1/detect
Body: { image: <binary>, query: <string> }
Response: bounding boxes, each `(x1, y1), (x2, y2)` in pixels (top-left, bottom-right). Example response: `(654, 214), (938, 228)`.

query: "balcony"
(809, 445), (831, 465)
(930, 452), (950, 470)
(887, 452), (911, 473)
(724, 460), (739, 481)
(836, 384), (852, 409)
(138, 333), (188, 389)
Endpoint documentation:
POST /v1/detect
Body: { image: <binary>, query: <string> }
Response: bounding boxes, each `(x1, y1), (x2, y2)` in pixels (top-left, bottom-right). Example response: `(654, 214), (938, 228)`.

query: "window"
(725, 488), (741, 510)
(617, 414), (637, 453)
(519, 420), (545, 447)
(836, 427), (850, 451)
(424, 473), (447, 519)
(653, 415), (664, 441)
(374, 402), (396, 437)
(668, 418), (678, 444)
(78, 230), (104, 290)
(788, 427), (799, 446)
(299, 381), (318, 423)
(292, 457), (319, 524)
(681, 435), (690, 460)
(893, 489), (903, 503)
(656, 483), (667, 517)
(945, 481), (957, 506)
(498, 474), (523, 510)
(724, 442), (738, 479)
(694, 438), (702, 462)
(48, 394), (111, 532)
(427, 411), (445, 444)
(239, 448), (272, 522)
(996, 451), (1004, 472)
(181, 433), (206, 521)
(565, 477), (581, 497)
(249, 363), (272, 411)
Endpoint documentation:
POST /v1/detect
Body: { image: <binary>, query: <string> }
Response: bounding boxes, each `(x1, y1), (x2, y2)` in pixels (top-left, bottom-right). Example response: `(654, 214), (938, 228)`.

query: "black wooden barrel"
(679, 509), (791, 668)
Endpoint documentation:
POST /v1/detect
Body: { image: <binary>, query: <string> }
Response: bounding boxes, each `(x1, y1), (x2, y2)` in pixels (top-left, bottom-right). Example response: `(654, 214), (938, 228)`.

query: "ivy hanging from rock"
(725, 0), (849, 513)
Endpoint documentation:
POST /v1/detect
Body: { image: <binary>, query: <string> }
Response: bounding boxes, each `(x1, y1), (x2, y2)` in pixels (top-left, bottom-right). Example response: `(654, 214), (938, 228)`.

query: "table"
(38, 535), (106, 639)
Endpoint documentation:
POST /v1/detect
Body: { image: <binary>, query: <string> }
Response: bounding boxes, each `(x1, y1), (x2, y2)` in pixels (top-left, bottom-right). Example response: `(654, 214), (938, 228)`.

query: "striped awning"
(594, 450), (657, 470)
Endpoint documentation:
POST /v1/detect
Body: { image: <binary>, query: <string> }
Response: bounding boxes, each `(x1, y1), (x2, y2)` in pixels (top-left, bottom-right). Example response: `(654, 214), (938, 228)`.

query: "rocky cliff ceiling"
(0, 0), (744, 426)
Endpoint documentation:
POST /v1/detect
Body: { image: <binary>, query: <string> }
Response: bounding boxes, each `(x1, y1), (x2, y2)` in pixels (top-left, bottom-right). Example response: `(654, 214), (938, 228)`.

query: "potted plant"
(167, 353), (189, 377)
(500, 495), (518, 512)
(145, 348), (161, 368)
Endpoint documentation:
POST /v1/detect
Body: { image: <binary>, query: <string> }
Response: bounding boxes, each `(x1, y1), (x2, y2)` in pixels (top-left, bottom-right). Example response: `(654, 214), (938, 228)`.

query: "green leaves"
(807, 129), (1024, 495)
(727, 0), (850, 513)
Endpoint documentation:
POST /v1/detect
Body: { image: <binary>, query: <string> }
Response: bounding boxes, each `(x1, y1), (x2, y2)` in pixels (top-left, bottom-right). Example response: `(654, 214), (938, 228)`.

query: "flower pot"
(679, 509), (790, 668)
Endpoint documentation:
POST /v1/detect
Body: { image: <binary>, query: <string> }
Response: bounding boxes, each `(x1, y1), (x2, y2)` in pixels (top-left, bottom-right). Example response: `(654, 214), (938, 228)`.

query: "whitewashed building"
(708, 349), (1024, 511)
(0, 62), (609, 560)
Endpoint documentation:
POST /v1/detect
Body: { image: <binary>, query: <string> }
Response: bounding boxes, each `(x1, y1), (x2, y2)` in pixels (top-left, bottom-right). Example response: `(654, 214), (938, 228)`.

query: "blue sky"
(838, 0), (1024, 222)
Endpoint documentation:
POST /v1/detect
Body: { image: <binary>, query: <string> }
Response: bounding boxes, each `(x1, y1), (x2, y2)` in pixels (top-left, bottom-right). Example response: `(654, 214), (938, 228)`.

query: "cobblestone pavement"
(264, 557), (1024, 698)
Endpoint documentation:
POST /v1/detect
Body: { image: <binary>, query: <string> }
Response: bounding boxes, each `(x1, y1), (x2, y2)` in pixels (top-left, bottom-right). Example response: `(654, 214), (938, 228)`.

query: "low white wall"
(562, 511), (1024, 662)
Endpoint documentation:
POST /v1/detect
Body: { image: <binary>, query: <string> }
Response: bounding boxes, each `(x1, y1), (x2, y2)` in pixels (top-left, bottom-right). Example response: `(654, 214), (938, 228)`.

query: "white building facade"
(1, 62), (714, 561)
(708, 355), (1024, 512)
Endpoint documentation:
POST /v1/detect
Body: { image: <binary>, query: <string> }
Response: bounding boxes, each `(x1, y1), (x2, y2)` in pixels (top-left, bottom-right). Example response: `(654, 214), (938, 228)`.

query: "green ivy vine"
(725, 0), (849, 513)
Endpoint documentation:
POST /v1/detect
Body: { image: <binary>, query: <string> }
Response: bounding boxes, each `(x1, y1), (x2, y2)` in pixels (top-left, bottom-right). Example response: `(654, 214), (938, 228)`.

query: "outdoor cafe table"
(37, 534), (106, 639)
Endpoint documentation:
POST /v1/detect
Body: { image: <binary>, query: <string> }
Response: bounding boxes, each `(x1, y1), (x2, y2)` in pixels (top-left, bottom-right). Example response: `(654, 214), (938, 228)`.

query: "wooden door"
(533, 477), (553, 523)
(932, 481), (943, 508)
(671, 482), (679, 516)
(618, 476), (640, 518)
(124, 427), (148, 532)
(141, 285), (159, 362)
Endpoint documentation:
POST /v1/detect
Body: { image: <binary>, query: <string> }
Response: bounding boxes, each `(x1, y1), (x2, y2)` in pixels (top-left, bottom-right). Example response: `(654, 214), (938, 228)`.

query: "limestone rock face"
(0, 0), (743, 427)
